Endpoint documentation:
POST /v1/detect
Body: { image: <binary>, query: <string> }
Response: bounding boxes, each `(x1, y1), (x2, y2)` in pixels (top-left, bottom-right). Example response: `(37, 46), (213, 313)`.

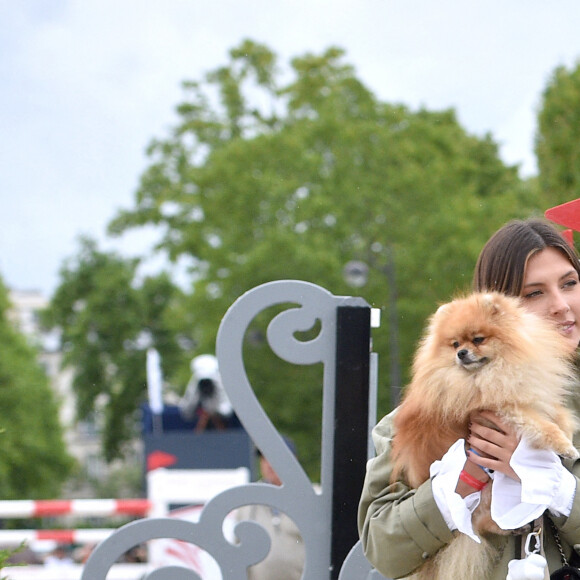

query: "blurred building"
(7, 288), (132, 498)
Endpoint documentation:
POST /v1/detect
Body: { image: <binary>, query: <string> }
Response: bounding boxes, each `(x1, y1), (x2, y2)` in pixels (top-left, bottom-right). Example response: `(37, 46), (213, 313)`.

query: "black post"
(330, 304), (371, 579)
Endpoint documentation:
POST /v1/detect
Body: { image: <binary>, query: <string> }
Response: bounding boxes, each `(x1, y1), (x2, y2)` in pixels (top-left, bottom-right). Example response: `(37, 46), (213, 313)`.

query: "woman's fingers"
(471, 412), (519, 448)
(468, 411), (521, 481)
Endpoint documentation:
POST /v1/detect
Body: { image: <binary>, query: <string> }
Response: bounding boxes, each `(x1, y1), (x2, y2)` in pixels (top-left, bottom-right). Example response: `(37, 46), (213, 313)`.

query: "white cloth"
(491, 437), (576, 529)
(506, 553), (548, 580)
(431, 439), (482, 542)
(431, 437), (576, 540)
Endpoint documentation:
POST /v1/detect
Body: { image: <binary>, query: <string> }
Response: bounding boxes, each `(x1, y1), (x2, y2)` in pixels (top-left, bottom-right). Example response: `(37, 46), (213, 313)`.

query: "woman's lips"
(559, 320), (576, 334)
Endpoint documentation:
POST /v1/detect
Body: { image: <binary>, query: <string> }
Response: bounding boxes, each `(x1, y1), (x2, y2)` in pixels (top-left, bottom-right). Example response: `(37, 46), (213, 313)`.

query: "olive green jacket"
(358, 408), (580, 579)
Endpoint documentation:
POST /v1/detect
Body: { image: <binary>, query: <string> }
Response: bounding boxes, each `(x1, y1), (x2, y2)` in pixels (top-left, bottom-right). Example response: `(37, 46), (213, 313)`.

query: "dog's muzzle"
(456, 349), (489, 369)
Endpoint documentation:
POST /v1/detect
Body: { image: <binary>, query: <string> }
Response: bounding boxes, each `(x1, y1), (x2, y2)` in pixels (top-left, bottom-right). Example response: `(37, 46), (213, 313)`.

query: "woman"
(358, 218), (580, 579)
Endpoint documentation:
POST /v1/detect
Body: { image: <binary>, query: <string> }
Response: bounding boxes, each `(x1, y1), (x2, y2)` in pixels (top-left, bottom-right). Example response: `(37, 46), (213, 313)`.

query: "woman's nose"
(550, 291), (570, 315)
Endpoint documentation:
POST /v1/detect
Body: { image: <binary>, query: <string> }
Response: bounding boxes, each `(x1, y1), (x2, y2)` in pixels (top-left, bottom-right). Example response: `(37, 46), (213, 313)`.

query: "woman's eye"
(563, 279), (578, 289)
(472, 337), (485, 345)
(523, 290), (542, 299)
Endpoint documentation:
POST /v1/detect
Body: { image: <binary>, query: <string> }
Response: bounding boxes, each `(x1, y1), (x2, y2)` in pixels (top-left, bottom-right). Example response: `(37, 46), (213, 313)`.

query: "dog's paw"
(558, 443), (579, 459)
(564, 446), (579, 459)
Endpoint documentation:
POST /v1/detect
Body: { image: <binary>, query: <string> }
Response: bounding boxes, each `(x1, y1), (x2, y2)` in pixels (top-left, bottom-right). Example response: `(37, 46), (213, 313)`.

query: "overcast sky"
(2, 1), (580, 297)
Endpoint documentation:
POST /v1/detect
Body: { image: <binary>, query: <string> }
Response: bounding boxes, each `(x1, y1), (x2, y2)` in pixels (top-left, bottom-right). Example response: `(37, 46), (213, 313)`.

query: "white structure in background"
(147, 467), (250, 576)
(8, 289), (111, 496)
(146, 347), (164, 434)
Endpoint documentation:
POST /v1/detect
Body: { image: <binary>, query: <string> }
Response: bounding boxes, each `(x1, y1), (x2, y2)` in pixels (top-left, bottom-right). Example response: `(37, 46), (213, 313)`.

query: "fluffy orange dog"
(391, 292), (578, 578)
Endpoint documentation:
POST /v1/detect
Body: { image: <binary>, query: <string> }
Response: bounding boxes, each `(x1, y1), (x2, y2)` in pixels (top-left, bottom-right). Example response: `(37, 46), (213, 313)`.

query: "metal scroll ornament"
(81, 280), (383, 579)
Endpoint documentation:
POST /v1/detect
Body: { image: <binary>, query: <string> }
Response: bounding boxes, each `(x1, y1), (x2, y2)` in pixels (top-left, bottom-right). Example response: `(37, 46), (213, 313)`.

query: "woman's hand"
(467, 411), (521, 482)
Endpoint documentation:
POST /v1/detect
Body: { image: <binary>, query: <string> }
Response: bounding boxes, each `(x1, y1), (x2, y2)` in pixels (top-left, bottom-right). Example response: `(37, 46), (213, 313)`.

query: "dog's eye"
(452, 341), (460, 349)
(472, 337), (485, 345)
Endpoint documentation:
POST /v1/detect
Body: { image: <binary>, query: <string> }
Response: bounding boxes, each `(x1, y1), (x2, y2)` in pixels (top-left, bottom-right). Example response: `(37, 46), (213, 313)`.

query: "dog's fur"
(391, 292), (578, 579)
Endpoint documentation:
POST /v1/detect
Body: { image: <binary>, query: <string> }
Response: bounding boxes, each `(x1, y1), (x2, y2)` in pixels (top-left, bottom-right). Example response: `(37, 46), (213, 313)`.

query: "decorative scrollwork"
(81, 280), (378, 579)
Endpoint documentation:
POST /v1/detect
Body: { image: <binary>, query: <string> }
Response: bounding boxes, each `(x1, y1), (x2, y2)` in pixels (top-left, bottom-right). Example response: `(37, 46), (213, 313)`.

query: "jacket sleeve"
(357, 412), (454, 579)
(550, 422), (580, 555)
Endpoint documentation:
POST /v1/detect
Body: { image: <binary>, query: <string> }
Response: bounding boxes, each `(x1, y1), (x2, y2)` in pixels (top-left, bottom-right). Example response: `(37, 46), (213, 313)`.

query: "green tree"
(536, 60), (580, 207)
(0, 278), (73, 498)
(105, 41), (538, 476)
(44, 237), (194, 461)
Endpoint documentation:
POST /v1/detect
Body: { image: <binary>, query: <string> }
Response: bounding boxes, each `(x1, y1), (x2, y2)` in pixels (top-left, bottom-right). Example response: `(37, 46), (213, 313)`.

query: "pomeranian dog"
(391, 292), (578, 579)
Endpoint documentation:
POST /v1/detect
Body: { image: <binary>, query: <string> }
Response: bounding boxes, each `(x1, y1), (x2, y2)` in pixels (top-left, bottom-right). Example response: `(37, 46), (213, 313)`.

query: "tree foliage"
(536, 60), (580, 206)
(58, 40), (544, 476)
(105, 40), (544, 475)
(43, 237), (194, 461)
(0, 278), (73, 498)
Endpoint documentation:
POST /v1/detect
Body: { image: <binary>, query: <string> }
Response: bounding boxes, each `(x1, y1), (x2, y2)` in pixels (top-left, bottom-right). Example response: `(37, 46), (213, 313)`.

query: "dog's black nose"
(457, 349), (468, 360)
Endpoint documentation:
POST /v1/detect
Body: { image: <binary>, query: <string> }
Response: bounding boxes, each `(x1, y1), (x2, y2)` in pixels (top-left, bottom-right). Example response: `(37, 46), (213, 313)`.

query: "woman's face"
(521, 246), (580, 351)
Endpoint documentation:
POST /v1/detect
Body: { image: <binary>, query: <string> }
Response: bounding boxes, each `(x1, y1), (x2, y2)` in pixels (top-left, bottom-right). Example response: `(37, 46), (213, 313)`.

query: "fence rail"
(0, 528), (115, 546)
(0, 499), (151, 519)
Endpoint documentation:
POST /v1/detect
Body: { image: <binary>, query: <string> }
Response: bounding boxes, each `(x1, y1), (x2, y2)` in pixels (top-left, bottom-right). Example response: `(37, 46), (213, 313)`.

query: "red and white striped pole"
(0, 498), (151, 518)
(0, 528), (115, 546)
(0, 499), (152, 546)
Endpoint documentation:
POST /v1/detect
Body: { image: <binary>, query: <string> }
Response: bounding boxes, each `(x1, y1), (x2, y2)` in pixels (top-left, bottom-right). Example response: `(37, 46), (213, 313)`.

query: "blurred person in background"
(179, 354), (234, 432)
(236, 437), (305, 580)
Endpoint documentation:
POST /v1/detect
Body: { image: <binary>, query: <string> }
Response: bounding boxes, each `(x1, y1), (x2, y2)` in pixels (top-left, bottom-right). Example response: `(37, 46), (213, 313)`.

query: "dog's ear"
(429, 302), (452, 330)
(481, 292), (503, 317)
